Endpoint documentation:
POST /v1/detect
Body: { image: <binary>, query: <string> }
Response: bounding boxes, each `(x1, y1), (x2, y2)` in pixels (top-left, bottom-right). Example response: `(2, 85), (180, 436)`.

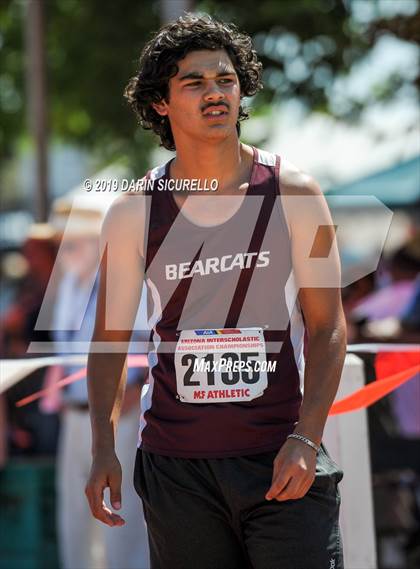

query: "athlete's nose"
(202, 80), (225, 103)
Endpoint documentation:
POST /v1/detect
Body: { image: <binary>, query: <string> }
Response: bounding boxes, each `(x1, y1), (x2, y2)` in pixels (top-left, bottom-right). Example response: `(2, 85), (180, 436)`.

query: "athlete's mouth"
(202, 105), (229, 117)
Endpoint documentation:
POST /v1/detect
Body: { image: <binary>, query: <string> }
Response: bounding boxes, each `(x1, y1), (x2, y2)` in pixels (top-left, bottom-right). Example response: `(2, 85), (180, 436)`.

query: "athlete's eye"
(185, 81), (201, 87)
(218, 78), (233, 84)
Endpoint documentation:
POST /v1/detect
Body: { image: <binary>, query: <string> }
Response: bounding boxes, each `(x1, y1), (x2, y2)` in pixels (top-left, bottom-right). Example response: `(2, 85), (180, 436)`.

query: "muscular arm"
(266, 161), (347, 501)
(86, 191), (147, 525)
(287, 174), (347, 446)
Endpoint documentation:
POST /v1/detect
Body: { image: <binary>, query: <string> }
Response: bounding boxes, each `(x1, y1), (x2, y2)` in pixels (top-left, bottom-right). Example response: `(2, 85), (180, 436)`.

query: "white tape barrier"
(0, 355), (87, 393)
(347, 343), (419, 353)
(1, 343), (418, 395)
(324, 354), (377, 569)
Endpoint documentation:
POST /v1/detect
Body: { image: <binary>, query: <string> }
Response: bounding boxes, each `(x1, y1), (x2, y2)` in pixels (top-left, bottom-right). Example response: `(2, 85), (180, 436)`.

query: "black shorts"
(133, 442), (344, 569)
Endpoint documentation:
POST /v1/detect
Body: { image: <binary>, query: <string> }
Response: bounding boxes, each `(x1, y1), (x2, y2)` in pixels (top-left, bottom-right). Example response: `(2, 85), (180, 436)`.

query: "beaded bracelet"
(286, 433), (321, 454)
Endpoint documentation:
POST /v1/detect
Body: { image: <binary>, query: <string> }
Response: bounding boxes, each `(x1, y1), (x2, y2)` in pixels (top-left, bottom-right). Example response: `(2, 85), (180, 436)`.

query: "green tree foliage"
(202, 0), (419, 117)
(1, 0), (161, 174)
(0, 0), (418, 172)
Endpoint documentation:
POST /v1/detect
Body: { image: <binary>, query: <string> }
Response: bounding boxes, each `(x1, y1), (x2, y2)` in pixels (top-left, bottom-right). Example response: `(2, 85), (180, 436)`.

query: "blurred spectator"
(1, 225), (57, 355)
(400, 275), (420, 333)
(342, 271), (376, 343)
(349, 231), (420, 342)
(43, 200), (150, 569)
(0, 224), (60, 458)
(0, 394), (7, 469)
(344, 232), (420, 568)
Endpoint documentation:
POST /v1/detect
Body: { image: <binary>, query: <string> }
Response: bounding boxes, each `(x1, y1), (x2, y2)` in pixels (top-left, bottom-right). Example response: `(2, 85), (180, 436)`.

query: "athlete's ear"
(152, 100), (169, 116)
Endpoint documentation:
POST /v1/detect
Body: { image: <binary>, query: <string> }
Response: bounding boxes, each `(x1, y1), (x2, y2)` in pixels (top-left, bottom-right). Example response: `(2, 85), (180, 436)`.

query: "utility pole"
(24, 0), (49, 222)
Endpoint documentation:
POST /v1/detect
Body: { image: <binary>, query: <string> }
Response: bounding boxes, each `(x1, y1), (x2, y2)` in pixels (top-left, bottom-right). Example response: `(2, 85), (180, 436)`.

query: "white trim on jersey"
(255, 148), (277, 167)
(138, 277), (163, 447)
(284, 269), (306, 396)
(148, 162), (166, 180)
(138, 162), (167, 446)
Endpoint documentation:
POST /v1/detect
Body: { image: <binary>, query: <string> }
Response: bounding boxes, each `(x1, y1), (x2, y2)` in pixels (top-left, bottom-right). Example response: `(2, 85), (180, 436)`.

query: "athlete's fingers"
(276, 470), (316, 501)
(265, 452), (293, 500)
(109, 469), (122, 510)
(86, 482), (125, 527)
(101, 499), (126, 526)
(85, 479), (101, 516)
(85, 482), (112, 526)
(265, 468), (292, 500)
(273, 475), (305, 501)
(297, 477), (315, 498)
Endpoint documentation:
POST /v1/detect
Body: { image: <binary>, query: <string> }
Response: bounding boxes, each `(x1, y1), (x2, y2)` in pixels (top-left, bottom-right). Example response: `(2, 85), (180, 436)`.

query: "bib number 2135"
(174, 327), (268, 403)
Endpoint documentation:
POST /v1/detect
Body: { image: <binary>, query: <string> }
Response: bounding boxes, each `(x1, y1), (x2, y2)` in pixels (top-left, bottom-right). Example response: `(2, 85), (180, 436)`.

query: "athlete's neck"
(169, 139), (252, 195)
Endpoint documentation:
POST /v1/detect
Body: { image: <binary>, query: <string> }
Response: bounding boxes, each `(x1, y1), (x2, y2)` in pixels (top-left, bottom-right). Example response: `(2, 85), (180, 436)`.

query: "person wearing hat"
(42, 198), (150, 569)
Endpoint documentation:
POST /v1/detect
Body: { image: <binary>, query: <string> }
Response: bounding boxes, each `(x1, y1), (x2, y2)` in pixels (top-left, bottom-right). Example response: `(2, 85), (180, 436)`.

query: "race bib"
(174, 327), (268, 403)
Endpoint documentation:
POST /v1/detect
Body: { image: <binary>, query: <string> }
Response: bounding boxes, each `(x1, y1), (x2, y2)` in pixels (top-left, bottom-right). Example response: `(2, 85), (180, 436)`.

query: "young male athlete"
(85, 13), (347, 569)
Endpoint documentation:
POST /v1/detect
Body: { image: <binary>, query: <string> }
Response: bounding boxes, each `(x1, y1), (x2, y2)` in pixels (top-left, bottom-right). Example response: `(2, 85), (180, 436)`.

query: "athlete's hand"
(85, 450), (126, 527)
(265, 438), (317, 501)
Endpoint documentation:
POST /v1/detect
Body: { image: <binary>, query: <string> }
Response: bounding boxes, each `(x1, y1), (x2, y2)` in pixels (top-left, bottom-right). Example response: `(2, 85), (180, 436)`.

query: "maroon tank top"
(137, 146), (305, 458)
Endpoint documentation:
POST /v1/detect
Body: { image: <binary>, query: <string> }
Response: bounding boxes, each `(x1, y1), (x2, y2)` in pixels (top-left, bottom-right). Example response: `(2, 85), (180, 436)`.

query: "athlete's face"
(153, 49), (241, 145)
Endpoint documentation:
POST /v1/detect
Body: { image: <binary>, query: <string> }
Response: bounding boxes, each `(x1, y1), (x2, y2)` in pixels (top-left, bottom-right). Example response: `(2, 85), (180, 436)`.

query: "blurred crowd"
(0, 200), (150, 569)
(343, 231), (420, 346)
(342, 229), (420, 568)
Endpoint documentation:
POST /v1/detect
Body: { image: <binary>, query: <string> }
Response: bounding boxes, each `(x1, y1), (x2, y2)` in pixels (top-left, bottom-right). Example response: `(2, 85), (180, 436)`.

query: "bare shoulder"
(278, 157), (333, 235)
(101, 183), (148, 258)
(279, 157), (323, 196)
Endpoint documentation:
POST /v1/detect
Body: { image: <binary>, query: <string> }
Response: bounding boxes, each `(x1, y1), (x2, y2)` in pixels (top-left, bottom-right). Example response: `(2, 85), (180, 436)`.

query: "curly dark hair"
(123, 12), (263, 151)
